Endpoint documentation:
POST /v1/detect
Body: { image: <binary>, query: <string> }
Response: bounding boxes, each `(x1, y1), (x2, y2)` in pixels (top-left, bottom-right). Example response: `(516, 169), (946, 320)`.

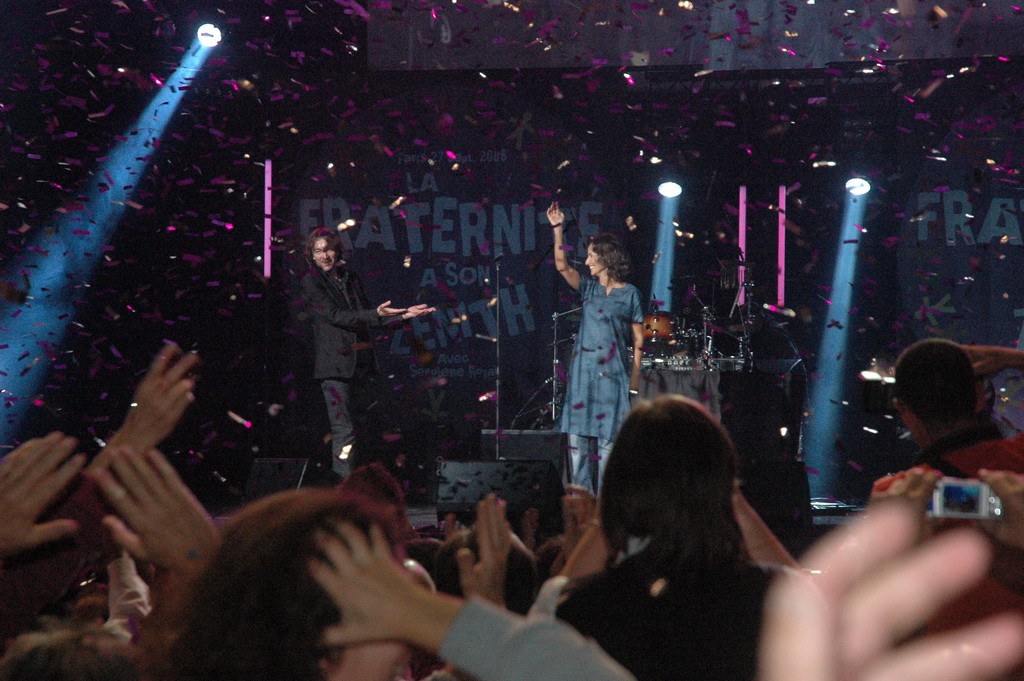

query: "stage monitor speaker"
(480, 429), (568, 478)
(246, 458), (308, 500)
(740, 460), (813, 530)
(436, 460), (564, 535)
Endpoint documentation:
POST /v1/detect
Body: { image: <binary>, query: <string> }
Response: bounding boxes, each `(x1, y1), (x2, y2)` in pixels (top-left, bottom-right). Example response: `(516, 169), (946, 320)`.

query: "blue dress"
(559, 275), (644, 442)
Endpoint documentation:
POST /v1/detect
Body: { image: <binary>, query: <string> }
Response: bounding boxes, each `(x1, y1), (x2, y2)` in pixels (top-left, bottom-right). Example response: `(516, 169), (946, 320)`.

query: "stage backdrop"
(290, 86), (624, 453)
(898, 83), (1024, 433)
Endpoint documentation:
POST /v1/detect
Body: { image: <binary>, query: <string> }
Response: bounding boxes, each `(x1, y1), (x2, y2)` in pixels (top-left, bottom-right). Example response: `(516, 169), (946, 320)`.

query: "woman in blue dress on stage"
(548, 201), (644, 493)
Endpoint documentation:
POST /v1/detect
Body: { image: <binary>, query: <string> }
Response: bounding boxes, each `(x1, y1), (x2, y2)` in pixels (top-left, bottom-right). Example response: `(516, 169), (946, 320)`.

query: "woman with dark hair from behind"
(555, 395), (779, 681)
(145, 489), (410, 681)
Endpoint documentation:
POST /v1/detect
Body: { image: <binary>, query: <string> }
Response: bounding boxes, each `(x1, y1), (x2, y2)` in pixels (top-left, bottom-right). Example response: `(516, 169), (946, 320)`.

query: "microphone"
(762, 303), (796, 318)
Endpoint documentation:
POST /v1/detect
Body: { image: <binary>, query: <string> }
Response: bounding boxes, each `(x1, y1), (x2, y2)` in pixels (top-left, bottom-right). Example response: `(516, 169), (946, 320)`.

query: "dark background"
(2, 1), (1023, 509)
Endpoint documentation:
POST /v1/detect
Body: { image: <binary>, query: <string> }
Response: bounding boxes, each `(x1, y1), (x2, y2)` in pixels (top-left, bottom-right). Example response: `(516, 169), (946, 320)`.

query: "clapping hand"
(456, 495), (511, 608)
(0, 433), (85, 558)
(92, 343), (199, 471)
(90, 446), (218, 577)
(311, 521), (457, 653)
(562, 484), (597, 559)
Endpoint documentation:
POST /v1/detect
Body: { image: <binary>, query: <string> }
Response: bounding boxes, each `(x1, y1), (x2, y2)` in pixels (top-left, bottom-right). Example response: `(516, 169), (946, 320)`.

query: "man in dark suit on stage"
(301, 228), (433, 477)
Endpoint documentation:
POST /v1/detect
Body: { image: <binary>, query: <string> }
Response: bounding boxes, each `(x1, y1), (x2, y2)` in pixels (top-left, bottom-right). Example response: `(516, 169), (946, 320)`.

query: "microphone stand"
(551, 306), (583, 422)
(494, 246), (503, 459)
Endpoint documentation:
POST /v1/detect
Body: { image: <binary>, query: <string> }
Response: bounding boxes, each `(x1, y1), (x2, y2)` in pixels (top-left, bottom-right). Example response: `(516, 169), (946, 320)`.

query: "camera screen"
(942, 484), (981, 514)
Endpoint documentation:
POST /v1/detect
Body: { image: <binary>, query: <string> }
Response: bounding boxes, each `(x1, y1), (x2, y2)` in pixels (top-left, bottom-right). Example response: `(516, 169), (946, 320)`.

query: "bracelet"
(551, 223), (563, 228)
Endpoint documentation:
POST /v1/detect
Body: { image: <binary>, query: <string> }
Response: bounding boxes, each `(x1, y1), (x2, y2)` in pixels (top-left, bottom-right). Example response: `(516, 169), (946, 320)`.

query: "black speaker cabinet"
(436, 459), (564, 535)
(480, 429), (569, 478)
(246, 458), (308, 500)
(740, 460), (813, 529)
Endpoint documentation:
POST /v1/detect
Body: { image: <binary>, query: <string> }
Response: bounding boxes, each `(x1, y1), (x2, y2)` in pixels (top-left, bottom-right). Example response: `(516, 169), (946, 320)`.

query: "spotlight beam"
(651, 193), (680, 312)
(0, 36), (215, 446)
(804, 191), (868, 497)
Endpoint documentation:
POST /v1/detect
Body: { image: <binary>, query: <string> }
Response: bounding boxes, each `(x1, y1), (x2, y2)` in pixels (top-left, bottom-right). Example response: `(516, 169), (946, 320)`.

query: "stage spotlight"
(658, 181), (682, 198)
(845, 177), (871, 196)
(197, 23), (222, 47)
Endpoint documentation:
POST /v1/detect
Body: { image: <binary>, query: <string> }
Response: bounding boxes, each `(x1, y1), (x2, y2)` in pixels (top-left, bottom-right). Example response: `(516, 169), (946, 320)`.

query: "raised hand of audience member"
(559, 485), (610, 580)
(89, 446), (218, 579)
(457, 495), (511, 607)
(443, 512), (461, 540)
(977, 469), (1024, 595)
(561, 483), (598, 573)
(870, 466), (941, 543)
(561, 484), (597, 558)
(0, 433), (85, 558)
(760, 504), (1024, 681)
(92, 343), (199, 471)
(964, 345), (1024, 376)
(311, 521), (637, 681)
(313, 521), (457, 652)
(518, 507), (540, 552)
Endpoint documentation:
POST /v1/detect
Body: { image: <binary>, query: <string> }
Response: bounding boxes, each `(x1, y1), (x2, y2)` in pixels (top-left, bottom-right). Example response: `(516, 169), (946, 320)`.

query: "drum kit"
(642, 268), (759, 373)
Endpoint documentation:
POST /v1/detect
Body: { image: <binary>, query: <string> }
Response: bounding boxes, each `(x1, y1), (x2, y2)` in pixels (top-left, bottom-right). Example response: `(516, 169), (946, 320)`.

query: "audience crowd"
(3, 339), (1024, 681)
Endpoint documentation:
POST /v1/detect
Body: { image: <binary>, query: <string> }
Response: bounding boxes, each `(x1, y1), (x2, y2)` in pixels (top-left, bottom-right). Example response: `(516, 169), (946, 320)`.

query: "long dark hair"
(589, 233), (631, 282)
(146, 490), (399, 681)
(600, 395), (746, 581)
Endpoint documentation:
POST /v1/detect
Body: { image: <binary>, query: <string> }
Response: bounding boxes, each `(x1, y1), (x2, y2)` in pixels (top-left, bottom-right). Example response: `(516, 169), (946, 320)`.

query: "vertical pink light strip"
(777, 184), (786, 307)
(738, 185), (747, 304)
(263, 159), (272, 279)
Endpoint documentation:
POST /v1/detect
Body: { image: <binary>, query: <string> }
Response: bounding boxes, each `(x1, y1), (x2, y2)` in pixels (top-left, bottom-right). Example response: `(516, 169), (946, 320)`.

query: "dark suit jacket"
(300, 266), (389, 380)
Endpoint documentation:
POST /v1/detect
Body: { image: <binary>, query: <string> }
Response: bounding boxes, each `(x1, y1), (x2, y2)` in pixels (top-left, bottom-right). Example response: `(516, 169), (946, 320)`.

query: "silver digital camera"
(928, 477), (1002, 520)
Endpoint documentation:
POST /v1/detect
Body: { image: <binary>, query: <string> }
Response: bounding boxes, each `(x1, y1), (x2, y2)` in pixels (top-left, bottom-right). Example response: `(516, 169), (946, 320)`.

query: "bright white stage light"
(658, 181), (682, 198)
(197, 24), (222, 48)
(845, 177), (871, 196)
